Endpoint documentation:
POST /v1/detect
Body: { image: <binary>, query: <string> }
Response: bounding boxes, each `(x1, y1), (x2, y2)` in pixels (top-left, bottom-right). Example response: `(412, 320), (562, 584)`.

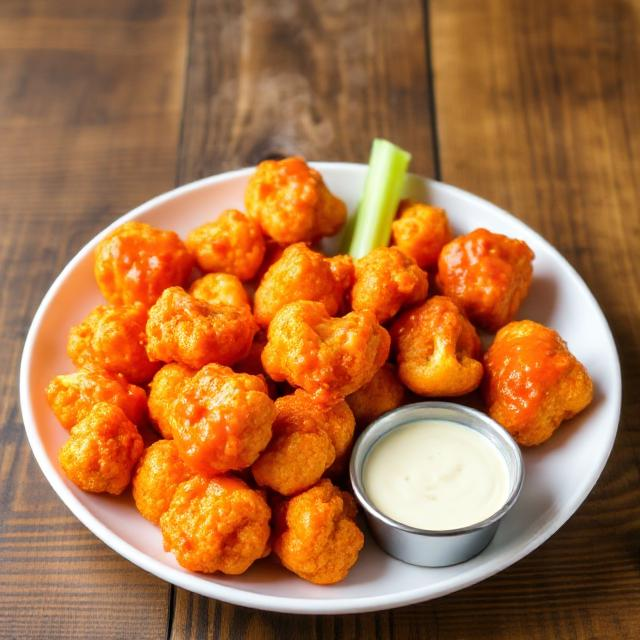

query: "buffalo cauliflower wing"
(251, 390), (355, 495)
(262, 301), (390, 403)
(58, 402), (144, 494)
(391, 296), (483, 396)
(185, 209), (265, 281)
(483, 320), (593, 446)
(168, 363), (275, 475)
(94, 221), (194, 307)
(67, 302), (160, 385)
(46, 365), (147, 430)
(147, 363), (195, 439)
(253, 243), (353, 327)
(245, 157), (347, 244)
(351, 246), (428, 323)
(132, 440), (193, 524)
(160, 475), (271, 574)
(273, 479), (364, 584)
(346, 364), (406, 426)
(391, 200), (451, 270)
(145, 287), (256, 369)
(189, 272), (250, 308)
(436, 228), (534, 332)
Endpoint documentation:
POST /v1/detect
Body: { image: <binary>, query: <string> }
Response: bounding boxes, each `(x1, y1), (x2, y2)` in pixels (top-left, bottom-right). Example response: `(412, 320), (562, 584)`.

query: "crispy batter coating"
(391, 296), (483, 396)
(351, 247), (428, 323)
(392, 200), (452, 270)
(436, 228), (534, 332)
(94, 221), (194, 307)
(46, 365), (147, 431)
(251, 390), (355, 495)
(58, 402), (144, 494)
(253, 243), (353, 327)
(67, 302), (160, 385)
(483, 320), (593, 446)
(161, 475), (271, 574)
(132, 440), (193, 524)
(262, 301), (390, 403)
(148, 364), (195, 438)
(273, 479), (364, 584)
(169, 364), (275, 475)
(146, 287), (257, 369)
(185, 210), (265, 281)
(346, 364), (406, 426)
(189, 273), (250, 308)
(245, 157), (347, 244)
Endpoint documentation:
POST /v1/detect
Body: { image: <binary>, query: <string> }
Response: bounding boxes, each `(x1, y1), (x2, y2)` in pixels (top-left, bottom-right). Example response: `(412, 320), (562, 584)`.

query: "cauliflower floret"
(94, 221), (194, 307)
(483, 320), (593, 446)
(67, 302), (160, 385)
(132, 440), (193, 524)
(245, 157), (347, 244)
(58, 402), (144, 494)
(169, 363), (275, 475)
(46, 365), (147, 430)
(351, 246), (428, 323)
(391, 296), (483, 396)
(262, 301), (390, 403)
(145, 287), (257, 369)
(189, 273), (250, 308)
(253, 243), (353, 327)
(185, 209), (265, 281)
(160, 475), (271, 574)
(346, 364), (406, 426)
(273, 479), (364, 584)
(147, 363), (195, 439)
(436, 228), (534, 332)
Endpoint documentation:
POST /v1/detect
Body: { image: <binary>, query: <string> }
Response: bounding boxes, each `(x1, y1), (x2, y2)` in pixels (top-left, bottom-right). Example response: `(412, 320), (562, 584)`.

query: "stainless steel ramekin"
(350, 401), (524, 567)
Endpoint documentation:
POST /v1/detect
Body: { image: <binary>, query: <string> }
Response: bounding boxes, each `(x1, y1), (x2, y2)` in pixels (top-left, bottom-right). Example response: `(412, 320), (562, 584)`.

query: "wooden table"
(1, 1), (639, 637)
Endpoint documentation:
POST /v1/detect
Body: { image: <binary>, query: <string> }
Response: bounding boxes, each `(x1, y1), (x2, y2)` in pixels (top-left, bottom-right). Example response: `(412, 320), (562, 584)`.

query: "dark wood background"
(1, 0), (639, 637)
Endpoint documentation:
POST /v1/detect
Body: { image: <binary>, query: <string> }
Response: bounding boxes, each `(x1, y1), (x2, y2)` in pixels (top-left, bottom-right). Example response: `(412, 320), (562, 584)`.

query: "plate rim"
(19, 162), (622, 614)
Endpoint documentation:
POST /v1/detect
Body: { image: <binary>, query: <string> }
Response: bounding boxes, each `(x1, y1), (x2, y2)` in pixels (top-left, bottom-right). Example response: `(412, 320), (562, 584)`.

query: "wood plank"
(170, 0), (434, 637)
(425, 0), (640, 637)
(0, 1), (190, 638)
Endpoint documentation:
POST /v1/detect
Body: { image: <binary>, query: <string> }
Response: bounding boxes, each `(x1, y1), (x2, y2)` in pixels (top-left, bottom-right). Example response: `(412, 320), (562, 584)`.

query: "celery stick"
(347, 139), (411, 259)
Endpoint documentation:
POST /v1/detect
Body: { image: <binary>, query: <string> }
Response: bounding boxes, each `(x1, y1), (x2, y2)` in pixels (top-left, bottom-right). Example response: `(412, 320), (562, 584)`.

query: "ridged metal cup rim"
(349, 401), (525, 538)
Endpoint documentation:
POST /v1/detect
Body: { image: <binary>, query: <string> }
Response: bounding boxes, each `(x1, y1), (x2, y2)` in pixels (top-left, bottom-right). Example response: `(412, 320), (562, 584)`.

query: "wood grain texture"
(0, 1), (189, 638)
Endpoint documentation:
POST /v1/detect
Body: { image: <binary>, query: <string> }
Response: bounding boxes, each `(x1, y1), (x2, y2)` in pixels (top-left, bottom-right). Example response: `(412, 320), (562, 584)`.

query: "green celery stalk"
(346, 139), (411, 259)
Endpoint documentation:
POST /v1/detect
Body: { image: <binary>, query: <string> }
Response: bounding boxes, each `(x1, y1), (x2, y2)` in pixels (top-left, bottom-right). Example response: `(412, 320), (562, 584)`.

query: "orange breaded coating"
(392, 200), (452, 270)
(245, 157), (347, 244)
(146, 287), (257, 369)
(58, 402), (144, 495)
(189, 273), (250, 308)
(262, 301), (390, 403)
(161, 475), (270, 574)
(252, 390), (355, 495)
(351, 247), (428, 323)
(483, 320), (593, 446)
(346, 364), (406, 426)
(132, 440), (192, 524)
(169, 364), (275, 475)
(46, 365), (147, 430)
(391, 296), (483, 397)
(273, 479), (364, 584)
(253, 243), (353, 327)
(436, 228), (534, 332)
(185, 209), (265, 281)
(94, 221), (194, 307)
(148, 363), (194, 439)
(67, 302), (160, 385)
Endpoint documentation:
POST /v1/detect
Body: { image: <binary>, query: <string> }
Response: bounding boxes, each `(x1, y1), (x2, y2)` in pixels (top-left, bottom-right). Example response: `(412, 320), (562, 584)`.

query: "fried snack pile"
(47, 156), (594, 584)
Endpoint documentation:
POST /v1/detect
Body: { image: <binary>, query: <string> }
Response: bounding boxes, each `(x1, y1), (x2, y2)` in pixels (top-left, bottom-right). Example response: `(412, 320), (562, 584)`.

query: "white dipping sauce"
(363, 420), (510, 531)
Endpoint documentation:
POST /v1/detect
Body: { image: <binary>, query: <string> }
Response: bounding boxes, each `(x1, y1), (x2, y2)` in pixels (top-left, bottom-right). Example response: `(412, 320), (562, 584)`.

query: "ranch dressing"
(363, 420), (510, 531)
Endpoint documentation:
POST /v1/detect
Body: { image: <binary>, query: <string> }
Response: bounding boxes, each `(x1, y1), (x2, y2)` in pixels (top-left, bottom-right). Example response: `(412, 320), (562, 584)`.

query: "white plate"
(20, 163), (621, 614)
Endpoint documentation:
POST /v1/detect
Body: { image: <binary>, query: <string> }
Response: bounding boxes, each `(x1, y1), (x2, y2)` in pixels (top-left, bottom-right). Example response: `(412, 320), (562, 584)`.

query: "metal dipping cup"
(349, 401), (525, 567)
